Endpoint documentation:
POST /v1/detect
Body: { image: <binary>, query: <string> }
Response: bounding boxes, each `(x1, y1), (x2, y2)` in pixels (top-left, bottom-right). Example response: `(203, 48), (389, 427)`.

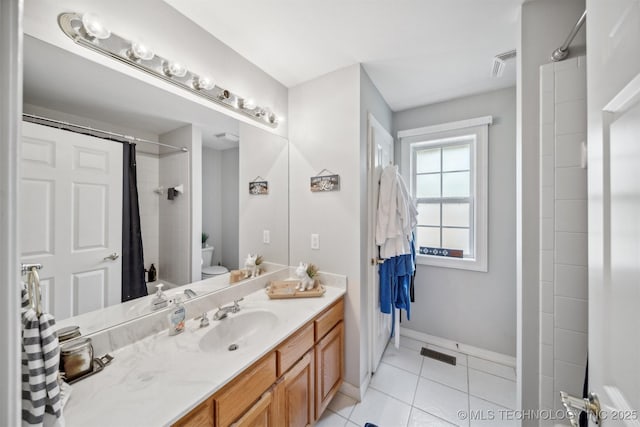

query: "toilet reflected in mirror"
(201, 246), (229, 279)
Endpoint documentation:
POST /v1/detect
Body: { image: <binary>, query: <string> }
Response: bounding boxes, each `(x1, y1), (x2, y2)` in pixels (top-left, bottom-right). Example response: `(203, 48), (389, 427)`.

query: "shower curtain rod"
(22, 113), (189, 153)
(551, 10), (587, 62)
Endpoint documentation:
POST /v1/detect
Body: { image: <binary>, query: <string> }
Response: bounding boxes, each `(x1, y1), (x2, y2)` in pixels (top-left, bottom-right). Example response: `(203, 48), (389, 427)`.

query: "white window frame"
(399, 116), (491, 272)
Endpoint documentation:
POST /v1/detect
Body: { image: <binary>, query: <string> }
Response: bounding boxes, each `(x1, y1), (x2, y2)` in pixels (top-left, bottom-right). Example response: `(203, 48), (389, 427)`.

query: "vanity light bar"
(58, 12), (281, 128)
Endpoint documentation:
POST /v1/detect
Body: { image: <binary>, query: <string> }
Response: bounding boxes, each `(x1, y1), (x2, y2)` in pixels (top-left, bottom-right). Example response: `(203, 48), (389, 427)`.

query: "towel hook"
(21, 263), (42, 276)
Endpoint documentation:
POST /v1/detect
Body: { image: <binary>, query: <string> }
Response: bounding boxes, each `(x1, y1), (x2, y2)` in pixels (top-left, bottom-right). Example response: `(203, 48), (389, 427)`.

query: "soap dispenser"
(167, 296), (186, 336)
(150, 284), (168, 311)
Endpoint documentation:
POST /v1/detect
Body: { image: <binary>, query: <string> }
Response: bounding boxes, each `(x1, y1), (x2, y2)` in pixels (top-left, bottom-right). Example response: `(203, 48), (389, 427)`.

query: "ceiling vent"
(491, 49), (517, 78)
(214, 132), (239, 143)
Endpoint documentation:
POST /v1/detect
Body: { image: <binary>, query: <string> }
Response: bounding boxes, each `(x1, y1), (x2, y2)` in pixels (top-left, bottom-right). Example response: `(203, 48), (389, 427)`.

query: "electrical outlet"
(311, 234), (320, 250)
(263, 230), (270, 244)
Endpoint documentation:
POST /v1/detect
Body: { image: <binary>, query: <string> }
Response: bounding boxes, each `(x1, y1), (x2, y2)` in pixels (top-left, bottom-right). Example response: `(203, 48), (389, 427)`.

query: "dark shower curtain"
(122, 143), (147, 302)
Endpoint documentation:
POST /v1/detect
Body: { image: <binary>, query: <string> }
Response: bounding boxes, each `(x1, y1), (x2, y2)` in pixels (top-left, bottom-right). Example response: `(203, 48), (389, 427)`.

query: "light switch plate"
(263, 230), (270, 244)
(311, 234), (320, 250)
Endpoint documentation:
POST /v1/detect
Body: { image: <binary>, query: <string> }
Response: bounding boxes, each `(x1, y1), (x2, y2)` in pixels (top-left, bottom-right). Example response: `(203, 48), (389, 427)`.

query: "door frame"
(0, 0), (23, 425)
(366, 112), (393, 377)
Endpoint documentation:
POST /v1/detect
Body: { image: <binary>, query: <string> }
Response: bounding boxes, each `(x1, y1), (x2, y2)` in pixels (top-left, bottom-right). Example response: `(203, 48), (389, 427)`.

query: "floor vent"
(420, 347), (456, 366)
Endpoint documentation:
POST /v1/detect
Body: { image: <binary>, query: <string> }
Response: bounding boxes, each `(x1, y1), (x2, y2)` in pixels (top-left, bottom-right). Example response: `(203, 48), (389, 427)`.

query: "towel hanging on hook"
(27, 267), (42, 316)
(21, 266), (64, 425)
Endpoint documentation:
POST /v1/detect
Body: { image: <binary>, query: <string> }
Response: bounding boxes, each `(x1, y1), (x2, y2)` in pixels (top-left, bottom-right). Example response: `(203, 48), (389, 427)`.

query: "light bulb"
(193, 76), (214, 91)
(242, 98), (256, 110)
(163, 61), (187, 78)
(128, 42), (154, 61)
(81, 13), (111, 40)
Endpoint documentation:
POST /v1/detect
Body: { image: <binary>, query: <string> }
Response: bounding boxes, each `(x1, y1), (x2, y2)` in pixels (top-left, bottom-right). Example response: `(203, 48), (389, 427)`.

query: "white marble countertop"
(63, 285), (345, 427)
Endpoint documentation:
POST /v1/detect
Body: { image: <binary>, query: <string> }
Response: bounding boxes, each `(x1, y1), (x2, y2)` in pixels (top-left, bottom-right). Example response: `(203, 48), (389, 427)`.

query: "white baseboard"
(339, 381), (362, 402)
(400, 328), (516, 368)
(339, 368), (373, 402)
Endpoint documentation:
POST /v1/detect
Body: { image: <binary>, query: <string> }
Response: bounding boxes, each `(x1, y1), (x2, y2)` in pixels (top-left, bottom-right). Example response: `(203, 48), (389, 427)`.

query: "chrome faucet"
(213, 298), (243, 320)
(184, 289), (197, 299)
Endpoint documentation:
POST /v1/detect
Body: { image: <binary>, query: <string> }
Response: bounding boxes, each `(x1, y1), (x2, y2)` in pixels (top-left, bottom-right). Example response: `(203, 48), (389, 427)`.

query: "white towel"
(376, 165), (418, 259)
(21, 274), (63, 427)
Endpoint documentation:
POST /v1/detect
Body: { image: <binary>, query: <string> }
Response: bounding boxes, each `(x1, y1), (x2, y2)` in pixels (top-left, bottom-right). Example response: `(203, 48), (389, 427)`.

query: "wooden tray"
(266, 280), (326, 299)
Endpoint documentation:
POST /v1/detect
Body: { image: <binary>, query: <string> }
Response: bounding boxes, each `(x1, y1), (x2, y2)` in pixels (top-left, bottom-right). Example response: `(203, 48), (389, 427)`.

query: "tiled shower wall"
(538, 56), (588, 415)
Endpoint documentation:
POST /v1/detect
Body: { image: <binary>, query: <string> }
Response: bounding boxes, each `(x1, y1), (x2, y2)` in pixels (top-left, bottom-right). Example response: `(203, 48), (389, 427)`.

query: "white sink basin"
(199, 310), (278, 353)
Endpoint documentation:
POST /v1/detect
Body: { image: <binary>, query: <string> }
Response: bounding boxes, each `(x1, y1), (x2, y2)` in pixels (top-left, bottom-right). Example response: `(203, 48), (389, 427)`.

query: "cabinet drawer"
(215, 352), (277, 427)
(314, 299), (344, 341)
(276, 322), (314, 377)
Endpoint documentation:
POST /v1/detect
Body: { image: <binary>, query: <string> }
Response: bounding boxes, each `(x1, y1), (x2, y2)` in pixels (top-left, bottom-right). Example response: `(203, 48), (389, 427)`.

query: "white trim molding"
(400, 328), (517, 368)
(339, 381), (364, 402)
(397, 115), (493, 139)
(400, 118), (491, 272)
(0, 0), (23, 425)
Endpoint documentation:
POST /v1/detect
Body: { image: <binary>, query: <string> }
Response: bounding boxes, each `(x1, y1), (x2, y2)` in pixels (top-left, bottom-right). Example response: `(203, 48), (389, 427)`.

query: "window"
(399, 116), (490, 272)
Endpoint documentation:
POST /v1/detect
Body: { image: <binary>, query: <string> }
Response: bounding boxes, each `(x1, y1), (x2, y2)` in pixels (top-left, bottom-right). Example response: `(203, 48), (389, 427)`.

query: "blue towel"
(379, 236), (415, 337)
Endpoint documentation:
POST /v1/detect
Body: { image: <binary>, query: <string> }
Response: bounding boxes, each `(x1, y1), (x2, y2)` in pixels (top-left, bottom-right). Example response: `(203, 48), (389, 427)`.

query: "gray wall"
(288, 64), (393, 397)
(288, 64), (363, 391)
(202, 147), (240, 270)
(238, 123), (289, 266)
(159, 126), (195, 286)
(518, 0), (585, 417)
(393, 87), (517, 357)
(202, 148), (223, 265)
(221, 148), (240, 270)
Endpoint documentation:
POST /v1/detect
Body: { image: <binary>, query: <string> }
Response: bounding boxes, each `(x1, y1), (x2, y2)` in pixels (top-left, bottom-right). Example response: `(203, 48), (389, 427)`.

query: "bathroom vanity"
(62, 275), (345, 427)
(175, 298), (344, 427)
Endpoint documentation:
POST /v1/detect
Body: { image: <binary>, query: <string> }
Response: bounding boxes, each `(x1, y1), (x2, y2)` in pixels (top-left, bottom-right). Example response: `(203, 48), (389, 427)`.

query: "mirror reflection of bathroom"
(20, 35), (289, 331)
(201, 129), (240, 279)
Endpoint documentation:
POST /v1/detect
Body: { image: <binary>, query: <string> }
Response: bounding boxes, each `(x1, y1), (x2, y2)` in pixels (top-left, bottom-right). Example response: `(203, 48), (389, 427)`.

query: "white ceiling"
(164, 0), (522, 111)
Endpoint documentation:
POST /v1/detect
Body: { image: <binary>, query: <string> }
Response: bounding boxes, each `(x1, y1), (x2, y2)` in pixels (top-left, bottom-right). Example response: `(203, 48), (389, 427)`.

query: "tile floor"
(317, 336), (517, 427)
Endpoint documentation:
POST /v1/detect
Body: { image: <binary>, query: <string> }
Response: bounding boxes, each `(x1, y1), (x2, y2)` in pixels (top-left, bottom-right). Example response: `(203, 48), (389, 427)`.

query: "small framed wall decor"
(310, 169), (340, 192)
(249, 176), (268, 195)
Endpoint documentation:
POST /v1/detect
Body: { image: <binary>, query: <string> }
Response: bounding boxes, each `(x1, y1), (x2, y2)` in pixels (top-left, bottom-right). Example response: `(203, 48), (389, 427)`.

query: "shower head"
(551, 47), (569, 62)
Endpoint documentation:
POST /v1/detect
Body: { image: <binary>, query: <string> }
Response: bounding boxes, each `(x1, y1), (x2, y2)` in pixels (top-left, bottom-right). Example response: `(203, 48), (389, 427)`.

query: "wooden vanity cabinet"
(314, 321), (344, 419)
(230, 389), (275, 427)
(274, 351), (315, 427)
(215, 353), (277, 427)
(313, 299), (344, 420)
(173, 398), (214, 427)
(173, 297), (343, 427)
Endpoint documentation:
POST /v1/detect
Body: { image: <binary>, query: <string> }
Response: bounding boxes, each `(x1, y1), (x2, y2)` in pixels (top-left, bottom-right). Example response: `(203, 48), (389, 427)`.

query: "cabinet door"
(278, 351), (314, 427)
(172, 398), (214, 427)
(315, 321), (344, 420)
(230, 389), (274, 427)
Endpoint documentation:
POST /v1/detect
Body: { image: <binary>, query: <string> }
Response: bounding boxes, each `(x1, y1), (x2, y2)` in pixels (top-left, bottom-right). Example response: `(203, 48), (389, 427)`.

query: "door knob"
(103, 252), (120, 261)
(370, 258), (385, 265)
(560, 391), (601, 427)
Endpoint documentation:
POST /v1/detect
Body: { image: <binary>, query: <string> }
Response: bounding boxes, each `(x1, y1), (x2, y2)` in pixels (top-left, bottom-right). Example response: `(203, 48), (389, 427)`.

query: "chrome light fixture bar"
(58, 12), (281, 128)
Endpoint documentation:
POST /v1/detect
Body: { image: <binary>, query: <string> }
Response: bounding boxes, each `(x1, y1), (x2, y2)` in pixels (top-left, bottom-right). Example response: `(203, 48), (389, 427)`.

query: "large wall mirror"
(20, 35), (289, 335)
